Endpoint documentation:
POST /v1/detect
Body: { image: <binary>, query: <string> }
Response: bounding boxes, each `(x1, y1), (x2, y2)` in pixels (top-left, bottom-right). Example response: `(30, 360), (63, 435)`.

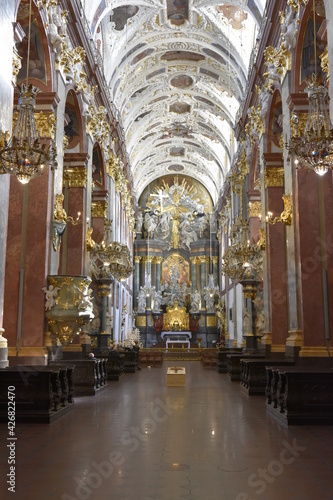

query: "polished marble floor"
(1, 361), (333, 500)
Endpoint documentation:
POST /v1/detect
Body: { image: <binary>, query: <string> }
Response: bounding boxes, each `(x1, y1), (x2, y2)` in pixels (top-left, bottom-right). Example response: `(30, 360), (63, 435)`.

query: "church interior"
(1, 0), (333, 498)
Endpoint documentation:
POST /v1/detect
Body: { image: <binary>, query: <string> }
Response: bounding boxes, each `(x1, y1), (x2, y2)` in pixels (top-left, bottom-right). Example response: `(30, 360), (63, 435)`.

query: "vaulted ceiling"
(85, 0), (267, 204)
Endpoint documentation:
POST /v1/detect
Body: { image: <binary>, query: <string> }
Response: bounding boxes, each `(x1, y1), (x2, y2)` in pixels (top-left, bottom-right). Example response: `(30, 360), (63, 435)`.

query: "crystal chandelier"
(287, 0), (333, 176)
(287, 76), (333, 176)
(90, 220), (133, 281)
(0, 0), (57, 184)
(0, 84), (57, 184)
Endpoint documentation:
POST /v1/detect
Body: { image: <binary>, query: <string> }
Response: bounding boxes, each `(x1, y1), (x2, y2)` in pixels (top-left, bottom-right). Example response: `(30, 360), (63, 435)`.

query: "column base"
(286, 329), (303, 346)
(299, 346), (333, 357)
(8, 347), (48, 366)
(0, 328), (8, 368)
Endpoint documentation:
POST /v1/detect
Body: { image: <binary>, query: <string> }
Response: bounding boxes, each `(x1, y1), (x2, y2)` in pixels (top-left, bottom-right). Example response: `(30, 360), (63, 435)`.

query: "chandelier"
(287, 0), (333, 176)
(0, 0), (56, 184)
(0, 84), (57, 184)
(221, 219), (261, 280)
(89, 220), (133, 281)
(287, 76), (333, 176)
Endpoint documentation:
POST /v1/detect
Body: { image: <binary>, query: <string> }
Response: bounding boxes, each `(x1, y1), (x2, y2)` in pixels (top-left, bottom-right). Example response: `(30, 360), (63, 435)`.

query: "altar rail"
(266, 366), (333, 425)
(139, 350), (163, 367)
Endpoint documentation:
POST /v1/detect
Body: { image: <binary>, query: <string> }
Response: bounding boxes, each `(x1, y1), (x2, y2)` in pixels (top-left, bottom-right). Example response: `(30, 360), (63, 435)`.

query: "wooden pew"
(240, 359), (294, 395)
(266, 366), (333, 425)
(0, 366), (74, 423)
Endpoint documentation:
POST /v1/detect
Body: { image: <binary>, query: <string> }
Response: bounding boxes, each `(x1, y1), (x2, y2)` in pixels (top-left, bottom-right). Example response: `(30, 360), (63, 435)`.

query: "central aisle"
(0, 361), (332, 500)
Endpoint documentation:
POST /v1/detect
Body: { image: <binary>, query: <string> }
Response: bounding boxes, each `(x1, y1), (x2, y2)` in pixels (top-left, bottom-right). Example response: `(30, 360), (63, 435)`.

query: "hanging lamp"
(287, 0), (333, 176)
(0, 0), (57, 183)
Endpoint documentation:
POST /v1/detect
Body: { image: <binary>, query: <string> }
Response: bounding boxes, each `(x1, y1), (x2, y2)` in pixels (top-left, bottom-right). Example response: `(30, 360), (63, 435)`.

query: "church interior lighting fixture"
(263, 194), (293, 226)
(0, 0), (57, 184)
(89, 220), (133, 282)
(286, 0), (333, 176)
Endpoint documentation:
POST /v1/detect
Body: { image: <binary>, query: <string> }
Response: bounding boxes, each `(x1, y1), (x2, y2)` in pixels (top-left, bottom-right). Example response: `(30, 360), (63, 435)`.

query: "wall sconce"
(263, 194), (293, 226)
(52, 193), (81, 251)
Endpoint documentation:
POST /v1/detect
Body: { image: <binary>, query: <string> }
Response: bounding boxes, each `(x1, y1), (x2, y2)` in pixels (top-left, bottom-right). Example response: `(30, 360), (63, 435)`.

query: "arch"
(64, 89), (84, 153)
(16, 0), (53, 92)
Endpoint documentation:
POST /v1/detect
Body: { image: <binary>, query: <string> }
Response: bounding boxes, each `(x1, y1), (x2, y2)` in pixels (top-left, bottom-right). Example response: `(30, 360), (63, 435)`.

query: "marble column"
(146, 257), (152, 309)
(263, 154), (288, 354)
(61, 154), (89, 276)
(50, 71), (67, 275)
(212, 256), (219, 287)
(134, 257), (140, 308)
(200, 257), (206, 309)
(190, 257), (197, 292)
(155, 257), (162, 290)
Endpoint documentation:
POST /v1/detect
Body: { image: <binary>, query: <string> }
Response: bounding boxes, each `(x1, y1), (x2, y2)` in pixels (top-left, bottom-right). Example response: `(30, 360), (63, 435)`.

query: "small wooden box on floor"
(167, 367), (186, 386)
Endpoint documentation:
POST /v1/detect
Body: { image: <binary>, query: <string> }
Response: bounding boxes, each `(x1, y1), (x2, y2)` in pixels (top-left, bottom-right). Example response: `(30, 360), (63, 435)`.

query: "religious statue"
(137, 286), (146, 313)
(243, 308), (251, 334)
(53, 193), (68, 223)
(144, 212), (157, 237)
(136, 211), (143, 233)
(280, 4), (299, 52)
(190, 290), (201, 313)
(86, 227), (95, 252)
(203, 275), (219, 312)
(42, 285), (60, 311)
(152, 288), (163, 312)
(77, 287), (93, 310)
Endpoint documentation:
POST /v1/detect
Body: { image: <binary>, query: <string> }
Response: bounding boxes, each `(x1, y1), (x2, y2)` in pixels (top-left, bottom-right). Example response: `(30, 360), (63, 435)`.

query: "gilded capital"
(35, 111), (57, 140)
(264, 168), (284, 187)
(248, 201), (262, 218)
(91, 201), (108, 218)
(134, 256), (141, 264)
(63, 167), (87, 188)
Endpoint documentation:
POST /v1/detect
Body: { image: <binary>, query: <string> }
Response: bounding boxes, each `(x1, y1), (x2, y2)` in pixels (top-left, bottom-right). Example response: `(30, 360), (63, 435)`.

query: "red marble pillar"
(62, 153), (89, 276)
(91, 191), (109, 244)
(295, 169), (330, 353)
(4, 171), (52, 360)
(264, 155), (288, 352)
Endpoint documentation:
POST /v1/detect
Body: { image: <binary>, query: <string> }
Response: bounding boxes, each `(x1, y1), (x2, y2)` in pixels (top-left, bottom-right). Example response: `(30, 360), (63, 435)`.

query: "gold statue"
(53, 193), (68, 223)
(86, 227), (95, 252)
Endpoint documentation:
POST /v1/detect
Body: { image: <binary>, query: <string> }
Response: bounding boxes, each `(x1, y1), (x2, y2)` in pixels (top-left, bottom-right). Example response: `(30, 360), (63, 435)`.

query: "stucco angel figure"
(280, 4), (299, 52)
(49, 5), (63, 58)
(190, 290), (201, 313)
(42, 285), (60, 310)
(77, 288), (93, 310)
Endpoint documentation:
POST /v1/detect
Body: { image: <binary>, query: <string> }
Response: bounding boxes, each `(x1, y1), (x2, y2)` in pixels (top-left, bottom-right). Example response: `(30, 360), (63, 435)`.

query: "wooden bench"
(266, 366), (333, 425)
(201, 351), (217, 368)
(217, 348), (243, 373)
(0, 366), (74, 422)
(51, 359), (108, 395)
(226, 353), (265, 381)
(240, 359), (294, 395)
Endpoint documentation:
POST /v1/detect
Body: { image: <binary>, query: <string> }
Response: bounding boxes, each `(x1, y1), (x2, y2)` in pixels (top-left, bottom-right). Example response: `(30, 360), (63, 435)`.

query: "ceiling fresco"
(86, 0), (268, 204)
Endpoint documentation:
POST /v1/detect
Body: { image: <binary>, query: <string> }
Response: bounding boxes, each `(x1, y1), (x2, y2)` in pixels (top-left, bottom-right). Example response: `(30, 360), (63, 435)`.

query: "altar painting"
(162, 254), (189, 285)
